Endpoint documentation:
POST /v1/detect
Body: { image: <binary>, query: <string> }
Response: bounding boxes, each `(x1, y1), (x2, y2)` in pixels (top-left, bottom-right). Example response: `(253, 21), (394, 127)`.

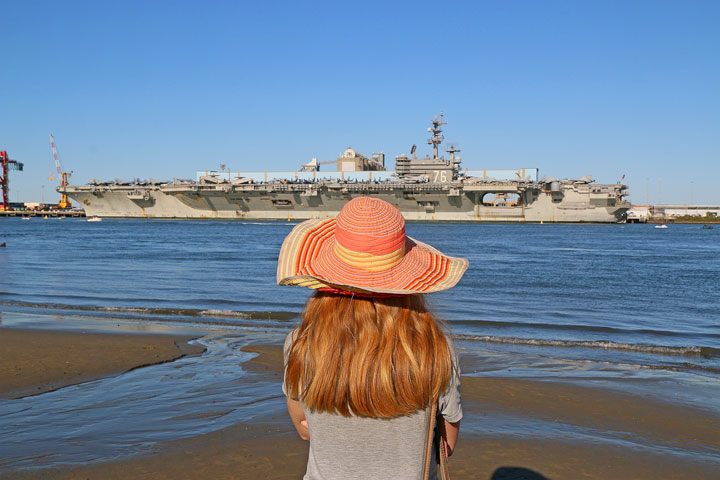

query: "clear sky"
(1, 0), (718, 205)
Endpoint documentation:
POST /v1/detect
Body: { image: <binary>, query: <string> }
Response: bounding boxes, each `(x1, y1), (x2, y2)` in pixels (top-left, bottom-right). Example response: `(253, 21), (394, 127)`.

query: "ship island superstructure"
(60, 114), (630, 222)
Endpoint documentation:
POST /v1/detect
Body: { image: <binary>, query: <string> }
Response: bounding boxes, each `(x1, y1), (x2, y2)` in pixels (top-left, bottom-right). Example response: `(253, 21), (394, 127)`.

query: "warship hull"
(62, 179), (629, 223)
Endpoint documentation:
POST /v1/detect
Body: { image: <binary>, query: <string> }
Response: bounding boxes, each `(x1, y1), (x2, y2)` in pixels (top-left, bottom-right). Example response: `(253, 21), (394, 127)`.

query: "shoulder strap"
(426, 399), (451, 480)
(422, 400), (437, 480)
(436, 409), (450, 479)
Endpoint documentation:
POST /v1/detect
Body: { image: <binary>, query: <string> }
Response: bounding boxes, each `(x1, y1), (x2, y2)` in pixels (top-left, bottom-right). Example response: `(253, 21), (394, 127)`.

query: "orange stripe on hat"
(335, 228), (406, 256)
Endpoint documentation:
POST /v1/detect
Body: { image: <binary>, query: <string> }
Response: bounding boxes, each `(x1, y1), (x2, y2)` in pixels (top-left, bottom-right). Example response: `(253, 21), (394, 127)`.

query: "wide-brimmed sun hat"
(277, 197), (469, 295)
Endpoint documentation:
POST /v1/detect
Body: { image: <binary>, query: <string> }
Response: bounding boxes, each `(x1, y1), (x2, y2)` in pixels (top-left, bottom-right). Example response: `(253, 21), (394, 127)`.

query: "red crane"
(0, 151), (24, 211)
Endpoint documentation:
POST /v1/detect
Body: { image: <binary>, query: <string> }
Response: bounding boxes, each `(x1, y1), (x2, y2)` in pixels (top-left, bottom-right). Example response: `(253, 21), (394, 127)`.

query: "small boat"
(87, 216), (102, 222)
(702, 224), (713, 229)
(655, 224), (668, 229)
(21, 216), (30, 220)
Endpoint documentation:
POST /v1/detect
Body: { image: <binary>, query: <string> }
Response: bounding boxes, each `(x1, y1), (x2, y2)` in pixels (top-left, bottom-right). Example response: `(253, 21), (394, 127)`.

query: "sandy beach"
(0, 328), (205, 400)
(1, 328), (718, 480)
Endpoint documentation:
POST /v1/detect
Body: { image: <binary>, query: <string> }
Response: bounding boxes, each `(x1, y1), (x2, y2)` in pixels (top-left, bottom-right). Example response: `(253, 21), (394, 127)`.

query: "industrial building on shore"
(627, 205), (720, 223)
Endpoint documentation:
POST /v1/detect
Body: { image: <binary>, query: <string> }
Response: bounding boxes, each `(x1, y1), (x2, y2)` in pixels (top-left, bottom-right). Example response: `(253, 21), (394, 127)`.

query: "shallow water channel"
(0, 315), (287, 470)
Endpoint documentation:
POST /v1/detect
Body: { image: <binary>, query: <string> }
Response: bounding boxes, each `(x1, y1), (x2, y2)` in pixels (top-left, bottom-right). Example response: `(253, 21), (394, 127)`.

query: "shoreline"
(0, 327), (205, 399)
(1, 328), (719, 479)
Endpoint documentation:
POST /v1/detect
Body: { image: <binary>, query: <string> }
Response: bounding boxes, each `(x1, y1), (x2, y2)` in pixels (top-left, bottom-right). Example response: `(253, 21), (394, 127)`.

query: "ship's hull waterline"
(62, 181), (629, 223)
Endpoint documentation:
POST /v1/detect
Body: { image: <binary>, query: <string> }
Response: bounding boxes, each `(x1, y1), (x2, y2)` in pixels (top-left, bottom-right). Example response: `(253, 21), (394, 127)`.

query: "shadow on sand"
(491, 466), (551, 480)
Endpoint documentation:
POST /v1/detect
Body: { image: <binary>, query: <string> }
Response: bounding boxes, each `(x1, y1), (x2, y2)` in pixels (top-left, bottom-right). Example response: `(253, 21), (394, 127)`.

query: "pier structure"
(0, 209), (85, 218)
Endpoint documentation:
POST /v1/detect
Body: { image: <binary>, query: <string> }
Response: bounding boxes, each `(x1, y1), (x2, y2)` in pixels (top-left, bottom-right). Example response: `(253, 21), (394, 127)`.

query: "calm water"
(1, 218), (719, 469)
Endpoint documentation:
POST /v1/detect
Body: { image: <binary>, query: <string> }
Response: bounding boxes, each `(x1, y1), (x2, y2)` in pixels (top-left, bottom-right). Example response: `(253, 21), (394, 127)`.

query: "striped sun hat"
(277, 197), (469, 295)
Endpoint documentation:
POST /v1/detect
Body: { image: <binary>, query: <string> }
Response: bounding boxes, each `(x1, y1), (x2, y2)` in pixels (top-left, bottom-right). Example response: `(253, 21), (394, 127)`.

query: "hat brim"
(277, 218), (468, 295)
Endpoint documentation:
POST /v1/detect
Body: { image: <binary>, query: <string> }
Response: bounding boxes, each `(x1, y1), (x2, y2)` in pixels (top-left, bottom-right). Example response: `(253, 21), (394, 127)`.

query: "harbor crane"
(0, 150), (24, 211)
(301, 151), (386, 172)
(49, 134), (72, 209)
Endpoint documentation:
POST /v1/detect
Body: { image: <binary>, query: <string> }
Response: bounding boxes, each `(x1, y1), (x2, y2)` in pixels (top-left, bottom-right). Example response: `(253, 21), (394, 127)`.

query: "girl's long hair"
(284, 291), (451, 418)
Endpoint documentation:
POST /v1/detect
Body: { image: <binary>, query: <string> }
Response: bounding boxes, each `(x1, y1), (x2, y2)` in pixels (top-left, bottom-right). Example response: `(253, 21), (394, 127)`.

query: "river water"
(0, 218), (718, 469)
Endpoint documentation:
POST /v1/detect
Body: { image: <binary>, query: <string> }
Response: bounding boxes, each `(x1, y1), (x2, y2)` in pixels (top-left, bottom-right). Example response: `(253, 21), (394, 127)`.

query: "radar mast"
(427, 112), (447, 160)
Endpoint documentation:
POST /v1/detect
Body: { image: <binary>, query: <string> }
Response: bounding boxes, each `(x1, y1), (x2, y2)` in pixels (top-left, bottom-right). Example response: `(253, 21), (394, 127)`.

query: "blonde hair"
(284, 291), (451, 418)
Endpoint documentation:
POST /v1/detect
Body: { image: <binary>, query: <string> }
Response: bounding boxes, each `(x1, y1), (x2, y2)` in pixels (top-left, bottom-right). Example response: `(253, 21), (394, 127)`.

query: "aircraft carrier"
(60, 114), (630, 222)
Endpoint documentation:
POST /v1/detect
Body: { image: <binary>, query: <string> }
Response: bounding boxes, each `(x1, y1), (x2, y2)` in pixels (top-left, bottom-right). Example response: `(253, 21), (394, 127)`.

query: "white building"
(628, 205), (720, 222)
(660, 205), (720, 218)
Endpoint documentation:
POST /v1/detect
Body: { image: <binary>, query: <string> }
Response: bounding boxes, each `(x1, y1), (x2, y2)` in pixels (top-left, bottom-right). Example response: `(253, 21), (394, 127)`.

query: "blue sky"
(2, 0), (718, 205)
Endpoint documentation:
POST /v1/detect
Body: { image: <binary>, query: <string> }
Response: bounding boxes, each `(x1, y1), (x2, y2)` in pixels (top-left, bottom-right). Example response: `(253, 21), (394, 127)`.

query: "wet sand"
(2, 332), (719, 479)
(0, 327), (205, 399)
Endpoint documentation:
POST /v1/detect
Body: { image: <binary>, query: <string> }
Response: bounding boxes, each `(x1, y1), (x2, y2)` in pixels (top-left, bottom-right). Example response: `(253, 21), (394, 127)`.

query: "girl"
(278, 197), (468, 479)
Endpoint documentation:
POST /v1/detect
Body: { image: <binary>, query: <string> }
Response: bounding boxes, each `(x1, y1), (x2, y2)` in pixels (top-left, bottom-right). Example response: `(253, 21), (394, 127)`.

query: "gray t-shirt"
(283, 330), (462, 480)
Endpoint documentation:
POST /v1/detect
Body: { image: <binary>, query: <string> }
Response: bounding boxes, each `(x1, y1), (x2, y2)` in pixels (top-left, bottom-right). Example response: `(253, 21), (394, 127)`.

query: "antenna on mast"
(445, 142), (461, 168)
(427, 112), (446, 160)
